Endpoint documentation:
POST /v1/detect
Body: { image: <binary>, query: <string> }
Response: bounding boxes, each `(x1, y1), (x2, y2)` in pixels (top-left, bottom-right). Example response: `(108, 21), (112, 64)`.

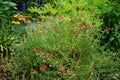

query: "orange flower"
(23, 20), (31, 24)
(12, 21), (20, 24)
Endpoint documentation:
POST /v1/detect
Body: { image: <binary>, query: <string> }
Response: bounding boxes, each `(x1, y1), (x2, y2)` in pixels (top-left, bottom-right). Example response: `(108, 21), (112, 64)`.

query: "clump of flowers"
(60, 66), (71, 75)
(12, 21), (20, 24)
(39, 65), (48, 72)
(12, 14), (31, 24)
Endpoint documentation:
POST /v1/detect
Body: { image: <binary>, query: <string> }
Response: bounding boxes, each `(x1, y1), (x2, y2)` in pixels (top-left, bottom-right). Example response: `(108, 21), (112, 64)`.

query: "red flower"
(55, 28), (59, 32)
(80, 23), (84, 27)
(66, 70), (71, 75)
(39, 65), (48, 72)
(109, 59), (113, 63)
(74, 34), (79, 38)
(60, 67), (65, 72)
(43, 65), (48, 69)
(86, 25), (91, 29)
(39, 66), (45, 72)
(104, 28), (109, 33)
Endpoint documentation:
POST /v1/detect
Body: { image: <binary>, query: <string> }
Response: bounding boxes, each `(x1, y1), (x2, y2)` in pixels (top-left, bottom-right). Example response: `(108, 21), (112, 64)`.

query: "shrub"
(10, 10), (103, 79)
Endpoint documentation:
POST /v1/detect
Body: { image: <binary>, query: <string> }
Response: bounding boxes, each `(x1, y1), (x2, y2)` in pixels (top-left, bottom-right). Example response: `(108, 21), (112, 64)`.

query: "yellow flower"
(13, 14), (22, 19)
(18, 17), (25, 21)
(23, 20), (31, 24)
(12, 21), (20, 24)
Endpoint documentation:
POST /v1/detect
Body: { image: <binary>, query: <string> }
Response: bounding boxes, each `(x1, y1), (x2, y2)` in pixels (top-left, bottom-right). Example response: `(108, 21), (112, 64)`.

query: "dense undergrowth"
(0, 0), (120, 80)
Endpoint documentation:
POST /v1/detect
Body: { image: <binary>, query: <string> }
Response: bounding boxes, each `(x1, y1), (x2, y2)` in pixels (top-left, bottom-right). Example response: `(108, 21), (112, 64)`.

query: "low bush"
(8, 10), (103, 79)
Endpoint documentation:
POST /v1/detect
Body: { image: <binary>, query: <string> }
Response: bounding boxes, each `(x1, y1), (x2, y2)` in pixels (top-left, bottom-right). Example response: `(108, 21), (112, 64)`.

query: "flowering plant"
(10, 10), (103, 79)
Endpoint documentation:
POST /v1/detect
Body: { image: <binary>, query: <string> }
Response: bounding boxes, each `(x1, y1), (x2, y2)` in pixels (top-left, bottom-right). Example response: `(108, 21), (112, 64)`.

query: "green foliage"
(100, 0), (120, 51)
(0, 0), (17, 22)
(0, 20), (27, 57)
(0, 23), (16, 57)
(93, 51), (120, 80)
(27, 0), (86, 20)
(84, 0), (111, 15)
(80, 0), (120, 51)
(27, 6), (42, 18)
(27, 3), (58, 20)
